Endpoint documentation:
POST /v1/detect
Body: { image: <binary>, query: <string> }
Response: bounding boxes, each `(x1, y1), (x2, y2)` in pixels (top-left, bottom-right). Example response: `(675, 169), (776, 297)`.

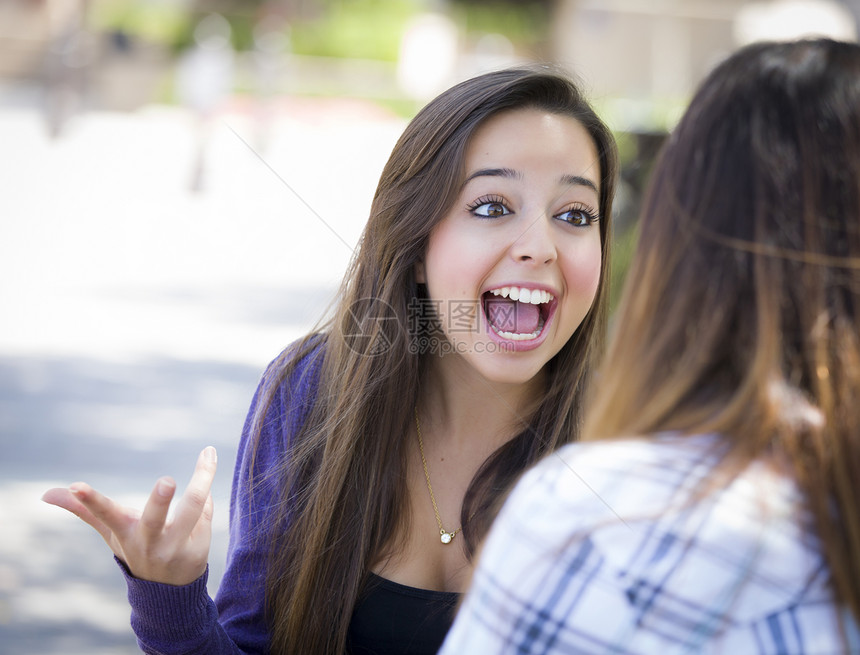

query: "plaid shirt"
(440, 433), (860, 654)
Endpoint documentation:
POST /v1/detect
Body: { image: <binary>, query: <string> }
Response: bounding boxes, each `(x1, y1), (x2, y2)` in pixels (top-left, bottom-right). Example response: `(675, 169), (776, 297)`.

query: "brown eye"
(486, 203), (506, 217)
(471, 201), (511, 218)
(556, 205), (599, 227)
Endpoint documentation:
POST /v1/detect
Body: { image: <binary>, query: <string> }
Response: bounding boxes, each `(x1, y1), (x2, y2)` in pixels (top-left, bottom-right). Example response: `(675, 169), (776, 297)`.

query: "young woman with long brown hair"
(440, 38), (860, 653)
(43, 65), (618, 654)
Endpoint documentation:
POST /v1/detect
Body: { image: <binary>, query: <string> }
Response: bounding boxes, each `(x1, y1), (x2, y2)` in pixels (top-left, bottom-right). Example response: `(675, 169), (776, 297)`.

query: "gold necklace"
(415, 407), (464, 545)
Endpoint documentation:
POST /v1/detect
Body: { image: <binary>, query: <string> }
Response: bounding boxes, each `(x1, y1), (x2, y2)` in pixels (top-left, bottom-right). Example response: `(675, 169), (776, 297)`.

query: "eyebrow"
(560, 174), (599, 193)
(463, 168), (599, 193)
(463, 167), (522, 184)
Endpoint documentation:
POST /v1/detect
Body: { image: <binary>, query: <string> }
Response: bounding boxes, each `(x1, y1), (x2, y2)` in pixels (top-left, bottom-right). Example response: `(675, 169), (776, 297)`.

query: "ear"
(414, 260), (426, 284)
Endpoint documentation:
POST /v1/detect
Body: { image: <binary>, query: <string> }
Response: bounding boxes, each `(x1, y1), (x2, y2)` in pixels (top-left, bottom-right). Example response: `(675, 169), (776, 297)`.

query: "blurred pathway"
(0, 96), (405, 654)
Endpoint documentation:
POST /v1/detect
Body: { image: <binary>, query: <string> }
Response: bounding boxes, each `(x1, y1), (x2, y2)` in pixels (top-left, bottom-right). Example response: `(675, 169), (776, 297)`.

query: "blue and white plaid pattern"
(440, 434), (860, 654)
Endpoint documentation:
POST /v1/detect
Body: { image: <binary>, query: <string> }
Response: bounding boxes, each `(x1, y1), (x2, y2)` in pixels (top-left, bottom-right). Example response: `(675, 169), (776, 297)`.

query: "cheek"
(423, 222), (462, 278)
(424, 221), (494, 295)
(567, 242), (603, 304)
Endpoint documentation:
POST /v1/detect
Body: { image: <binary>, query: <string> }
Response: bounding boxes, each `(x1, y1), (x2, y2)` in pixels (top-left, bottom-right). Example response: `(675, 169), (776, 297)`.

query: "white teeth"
(487, 286), (554, 303)
(492, 315), (546, 341)
(495, 329), (540, 340)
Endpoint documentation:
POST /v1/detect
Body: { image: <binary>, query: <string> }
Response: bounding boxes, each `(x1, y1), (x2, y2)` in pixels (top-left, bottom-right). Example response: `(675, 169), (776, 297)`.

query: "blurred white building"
(552, 0), (859, 130)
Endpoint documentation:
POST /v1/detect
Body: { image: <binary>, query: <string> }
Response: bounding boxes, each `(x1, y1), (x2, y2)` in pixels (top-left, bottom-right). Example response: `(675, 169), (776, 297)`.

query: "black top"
(347, 573), (461, 655)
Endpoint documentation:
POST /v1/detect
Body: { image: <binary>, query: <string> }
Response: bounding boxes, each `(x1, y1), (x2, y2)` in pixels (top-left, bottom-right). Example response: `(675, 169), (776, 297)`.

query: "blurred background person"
(176, 13), (234, 192)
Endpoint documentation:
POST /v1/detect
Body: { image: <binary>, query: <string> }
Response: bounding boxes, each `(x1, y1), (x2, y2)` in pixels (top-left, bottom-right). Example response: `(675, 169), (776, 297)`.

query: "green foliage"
(613, 131), (638, 168)
(453, 2), (548, 45)
(291, 0), (420, 61)
(90, 0), (550, 60)
(90, 0), (190, 47)
(609, 220), (639, 315)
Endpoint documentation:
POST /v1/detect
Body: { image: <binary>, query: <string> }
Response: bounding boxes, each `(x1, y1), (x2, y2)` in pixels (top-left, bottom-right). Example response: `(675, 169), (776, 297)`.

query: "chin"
(469, 353), (547, 387)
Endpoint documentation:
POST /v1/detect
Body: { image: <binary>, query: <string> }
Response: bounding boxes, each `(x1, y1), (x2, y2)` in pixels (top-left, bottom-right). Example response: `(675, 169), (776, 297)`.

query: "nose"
(509, 214), (557, 265)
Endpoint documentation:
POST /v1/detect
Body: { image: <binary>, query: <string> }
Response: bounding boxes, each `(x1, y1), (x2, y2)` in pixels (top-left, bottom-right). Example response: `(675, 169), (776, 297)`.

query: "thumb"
(42, 487), (114, 545)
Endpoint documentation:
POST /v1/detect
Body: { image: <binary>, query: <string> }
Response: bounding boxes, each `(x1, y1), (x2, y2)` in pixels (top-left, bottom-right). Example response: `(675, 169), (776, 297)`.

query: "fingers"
(138, 477), (176, 540)
(202, 491), (214, 523)
(41, 486), (118, 545)
(170, 447), (217, 538)
(190, 492), (215, 544)
(42, 449), (218, 587)
(67, 481), (136, 539)
(42, 487), (82, 514)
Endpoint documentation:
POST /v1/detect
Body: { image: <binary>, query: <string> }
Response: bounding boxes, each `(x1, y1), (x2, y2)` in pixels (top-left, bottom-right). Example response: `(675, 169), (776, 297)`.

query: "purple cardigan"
(120, 344), (323, 654)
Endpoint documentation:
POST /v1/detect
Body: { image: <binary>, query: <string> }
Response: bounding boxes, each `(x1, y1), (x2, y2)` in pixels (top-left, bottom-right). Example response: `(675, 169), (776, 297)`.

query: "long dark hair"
(254, 65), (618, 654)
(586, 39), (860, 625)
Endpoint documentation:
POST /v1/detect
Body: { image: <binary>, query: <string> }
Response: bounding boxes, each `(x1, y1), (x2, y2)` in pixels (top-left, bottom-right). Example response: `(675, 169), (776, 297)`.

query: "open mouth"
(482, 286), (555, 341)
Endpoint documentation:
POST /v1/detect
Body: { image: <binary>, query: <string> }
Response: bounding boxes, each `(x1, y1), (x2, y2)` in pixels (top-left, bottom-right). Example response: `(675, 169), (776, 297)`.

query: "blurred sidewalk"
(0, 93), (405, 654)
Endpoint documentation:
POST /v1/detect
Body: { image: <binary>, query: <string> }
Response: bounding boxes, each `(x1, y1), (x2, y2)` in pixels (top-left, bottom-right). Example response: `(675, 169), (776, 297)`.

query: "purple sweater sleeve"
(121, 343), (323, 655)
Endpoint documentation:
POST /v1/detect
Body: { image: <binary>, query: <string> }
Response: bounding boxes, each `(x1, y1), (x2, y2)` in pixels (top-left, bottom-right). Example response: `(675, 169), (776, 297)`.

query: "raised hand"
(42, 446), (217, 586)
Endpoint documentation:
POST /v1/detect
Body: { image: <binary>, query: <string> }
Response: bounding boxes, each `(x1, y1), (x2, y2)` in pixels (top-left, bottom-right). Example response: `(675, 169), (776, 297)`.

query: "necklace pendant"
(440, 531), (453, 544)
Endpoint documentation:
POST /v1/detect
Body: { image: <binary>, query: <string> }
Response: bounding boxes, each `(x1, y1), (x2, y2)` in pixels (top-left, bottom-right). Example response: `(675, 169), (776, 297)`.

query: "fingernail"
(157, 479), (174, 497)
(204, 446), (217, 463)
(69, 483), (85, 496)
